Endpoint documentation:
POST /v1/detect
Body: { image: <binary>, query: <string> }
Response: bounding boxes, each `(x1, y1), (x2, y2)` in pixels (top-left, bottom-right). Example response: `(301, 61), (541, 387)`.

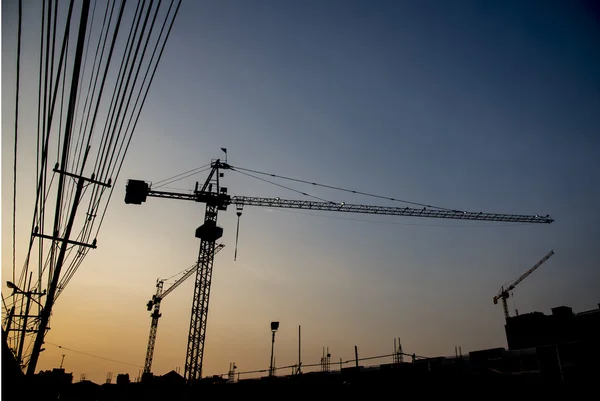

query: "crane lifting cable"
(234, 204), (243, 261)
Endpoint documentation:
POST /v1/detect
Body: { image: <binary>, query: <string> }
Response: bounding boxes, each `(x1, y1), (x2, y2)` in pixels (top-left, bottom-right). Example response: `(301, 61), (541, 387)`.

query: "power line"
(220, 351), (432, 378)
(70, 0), (107, 178)
(101, 0), (157, 182)
(11, 0), (182, 374)
(46, 342), (142, 368)
(105, 0), (182, 185)
(13, 0), (22, 285)
(94, 0), (183, 240)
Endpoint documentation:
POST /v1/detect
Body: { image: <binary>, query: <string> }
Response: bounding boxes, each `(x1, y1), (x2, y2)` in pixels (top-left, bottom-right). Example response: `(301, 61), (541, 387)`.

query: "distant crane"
(125, 157), (554, 382)
(143, 244), (224, 374)
(493, 250), (555, 320)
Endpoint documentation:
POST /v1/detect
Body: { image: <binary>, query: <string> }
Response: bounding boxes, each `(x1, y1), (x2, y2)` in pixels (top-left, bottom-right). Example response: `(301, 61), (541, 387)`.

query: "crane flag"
(221, 148), (227, 154)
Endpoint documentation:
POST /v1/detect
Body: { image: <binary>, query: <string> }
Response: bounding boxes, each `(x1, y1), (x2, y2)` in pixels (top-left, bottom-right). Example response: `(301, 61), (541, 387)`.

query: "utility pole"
(28, 170), (106, 375)
(297, 325), (301, 374)
(5, 280), (45, 369)
(27, 0), (103, 376)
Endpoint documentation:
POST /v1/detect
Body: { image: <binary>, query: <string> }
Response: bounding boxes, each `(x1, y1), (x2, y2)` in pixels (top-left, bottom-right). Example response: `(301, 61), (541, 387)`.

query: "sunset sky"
(2, 0), (599, 383)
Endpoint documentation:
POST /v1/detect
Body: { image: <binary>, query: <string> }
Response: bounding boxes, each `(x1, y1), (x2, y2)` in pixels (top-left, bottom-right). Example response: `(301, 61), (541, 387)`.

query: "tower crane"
(493, 250), (555, 320)
(143, 244), (224, 375)
(124, 158), (554, 382)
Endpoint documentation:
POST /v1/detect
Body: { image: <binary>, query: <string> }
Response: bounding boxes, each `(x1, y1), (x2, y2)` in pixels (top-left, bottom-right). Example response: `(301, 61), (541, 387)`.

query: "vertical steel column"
(184, 203), (218, 382)
(143, 281), (164, 374)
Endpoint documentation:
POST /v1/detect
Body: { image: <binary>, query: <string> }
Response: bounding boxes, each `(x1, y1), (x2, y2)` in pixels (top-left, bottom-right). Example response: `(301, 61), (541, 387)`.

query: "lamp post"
(269, 321), (279, 377)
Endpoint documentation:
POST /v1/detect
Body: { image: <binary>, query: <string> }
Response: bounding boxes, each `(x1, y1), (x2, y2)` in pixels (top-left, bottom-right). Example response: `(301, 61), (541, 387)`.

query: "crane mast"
(144, 280), (164, 374)
(143, 244), (224, 374)
(493, 250), (555, 320)
(125, 159), (554, 382)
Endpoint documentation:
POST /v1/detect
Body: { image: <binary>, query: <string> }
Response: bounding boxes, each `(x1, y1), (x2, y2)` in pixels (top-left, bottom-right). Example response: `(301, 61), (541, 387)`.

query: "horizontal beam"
(147, 190), (197, 201)
(143, 188), (553, 224)
(230, 196), (554, 224)
(32, 233), (97, 248)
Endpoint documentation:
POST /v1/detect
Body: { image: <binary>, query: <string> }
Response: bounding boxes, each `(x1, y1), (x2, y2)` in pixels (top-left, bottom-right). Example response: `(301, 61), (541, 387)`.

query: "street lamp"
(6, 281), (45, 307)
(269, 321), (279, 377)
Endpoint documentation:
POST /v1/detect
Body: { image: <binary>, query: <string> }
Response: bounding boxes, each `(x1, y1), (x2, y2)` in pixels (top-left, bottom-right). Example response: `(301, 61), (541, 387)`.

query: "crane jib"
(125, 180), (553, 224)
(229, 196), (554, 224)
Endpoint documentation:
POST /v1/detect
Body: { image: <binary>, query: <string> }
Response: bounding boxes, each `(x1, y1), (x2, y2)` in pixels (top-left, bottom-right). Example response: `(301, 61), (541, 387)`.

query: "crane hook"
(234, 204), (243, 261)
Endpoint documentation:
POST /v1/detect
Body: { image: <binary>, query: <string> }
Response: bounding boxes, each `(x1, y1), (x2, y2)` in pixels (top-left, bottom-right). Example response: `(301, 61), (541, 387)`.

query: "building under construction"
(504, 304), (600, 382)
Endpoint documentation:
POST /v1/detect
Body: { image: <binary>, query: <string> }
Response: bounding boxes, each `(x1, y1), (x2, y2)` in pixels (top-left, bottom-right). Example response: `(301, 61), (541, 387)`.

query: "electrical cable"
(221, 351), (431, 378)
(74, 0), (118, 177)
(49, 0), (58, 122)
(101, 0), (157, 183)
(1, 294), (9, 317)
(79, 0), (146, 245)
(57, 0), (181, 295)
(36, 1), (75, 286)
(59, 0), (180, 293)
(34, 1), (47, 290)
(83, 0), (145, 227)
(94, 0), (183, 239)
(104, 1), (165, 181)
(46, 342), (143, 367)
(230, 165), (459, 212)
(13, 0), (22, 285)
(72, 0), (124, 246)
(28, 0), (46, 294)
(12, 0), (182, 370)
(92, 0), (144, 180)
(41, 0), (53, 249)
(31, 0), (76, 292)
(69, 0), (105, 177)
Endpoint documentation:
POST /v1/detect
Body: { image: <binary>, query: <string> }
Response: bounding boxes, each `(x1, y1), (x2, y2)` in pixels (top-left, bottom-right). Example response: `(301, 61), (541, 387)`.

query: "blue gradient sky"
(2, 0), (599, 382)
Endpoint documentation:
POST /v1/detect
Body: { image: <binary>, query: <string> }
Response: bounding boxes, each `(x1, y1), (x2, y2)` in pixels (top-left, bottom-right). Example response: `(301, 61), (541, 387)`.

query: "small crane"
(125, 158), (554, 382)
(493, 250), (555, 320)
(143, 244), (224, 375)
